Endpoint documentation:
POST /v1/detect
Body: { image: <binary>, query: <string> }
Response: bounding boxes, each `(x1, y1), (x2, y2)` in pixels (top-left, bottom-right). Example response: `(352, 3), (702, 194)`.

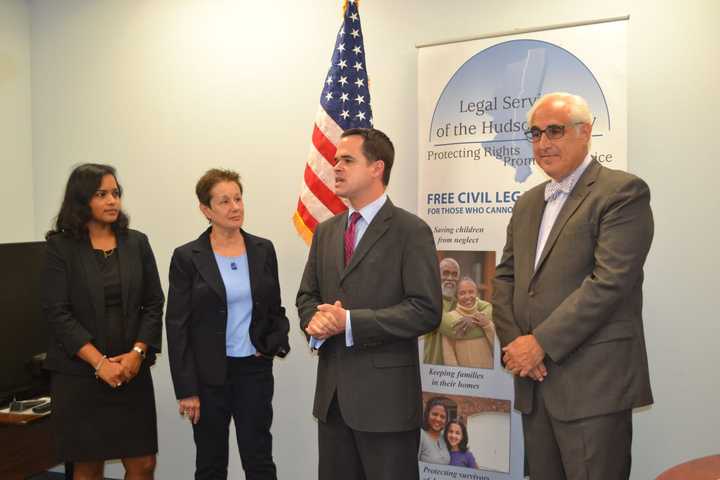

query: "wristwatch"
(132, 346), (147, 360)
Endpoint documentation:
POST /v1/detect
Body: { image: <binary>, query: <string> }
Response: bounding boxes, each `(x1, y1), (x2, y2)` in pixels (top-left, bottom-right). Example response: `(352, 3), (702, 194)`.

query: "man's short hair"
(341, 127), (395, 185)
(527, 92), (593, 126)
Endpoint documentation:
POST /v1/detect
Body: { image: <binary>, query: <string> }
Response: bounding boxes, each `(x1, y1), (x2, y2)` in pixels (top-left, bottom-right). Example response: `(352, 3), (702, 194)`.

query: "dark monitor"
(0, 241), (50, 398)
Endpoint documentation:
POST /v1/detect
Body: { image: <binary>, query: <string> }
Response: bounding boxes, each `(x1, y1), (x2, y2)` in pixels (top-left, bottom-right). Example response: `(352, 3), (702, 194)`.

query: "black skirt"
(51, 365), (158, 462)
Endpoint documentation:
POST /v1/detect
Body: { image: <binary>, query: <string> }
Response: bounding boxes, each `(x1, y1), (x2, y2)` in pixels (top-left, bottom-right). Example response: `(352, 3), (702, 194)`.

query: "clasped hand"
(305, 300), (346, 340)
(97, 350), (142, 387)
(502, 335), (548, 382)
(453, 312), (491, 337)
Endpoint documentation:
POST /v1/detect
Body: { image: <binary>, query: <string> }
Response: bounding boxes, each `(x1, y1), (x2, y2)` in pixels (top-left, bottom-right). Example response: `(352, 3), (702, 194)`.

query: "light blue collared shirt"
(310, 193), (388, 350)
(534, 154), (593, 270)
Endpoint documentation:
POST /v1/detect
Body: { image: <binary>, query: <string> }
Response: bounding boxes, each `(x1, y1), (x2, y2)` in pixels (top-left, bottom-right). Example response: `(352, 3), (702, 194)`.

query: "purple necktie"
(344, 211), (362, 266)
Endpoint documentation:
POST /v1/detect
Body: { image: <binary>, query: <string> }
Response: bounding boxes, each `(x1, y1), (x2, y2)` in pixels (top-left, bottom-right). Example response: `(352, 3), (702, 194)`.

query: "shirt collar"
(348, 193), (387, 225)
(545, 154), (592, 201)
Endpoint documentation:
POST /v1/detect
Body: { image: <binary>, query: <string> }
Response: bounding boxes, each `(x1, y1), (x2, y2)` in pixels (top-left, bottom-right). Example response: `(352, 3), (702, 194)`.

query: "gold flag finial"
(343, 0), (359, 13)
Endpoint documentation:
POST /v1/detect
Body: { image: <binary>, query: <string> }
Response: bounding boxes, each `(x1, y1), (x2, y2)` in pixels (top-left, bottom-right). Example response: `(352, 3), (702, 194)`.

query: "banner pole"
(415, 15), (629, 49)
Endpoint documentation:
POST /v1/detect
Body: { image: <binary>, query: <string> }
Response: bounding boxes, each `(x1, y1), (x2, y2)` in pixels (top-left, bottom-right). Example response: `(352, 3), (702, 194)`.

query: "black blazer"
(296, 199), (442, 432)
(41, 229), (165, 376)
(166, 228), (290, 400)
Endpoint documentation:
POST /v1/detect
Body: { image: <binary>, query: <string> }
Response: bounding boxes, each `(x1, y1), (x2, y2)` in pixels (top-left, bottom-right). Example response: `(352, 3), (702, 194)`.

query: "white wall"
(0, 0), (34, 242)
(25, 0), (720, 479)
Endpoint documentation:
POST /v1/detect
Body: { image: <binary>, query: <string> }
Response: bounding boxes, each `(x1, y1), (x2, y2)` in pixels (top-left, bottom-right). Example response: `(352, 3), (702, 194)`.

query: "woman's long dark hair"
(444, 419), (470, 452)
(46, 163), (129, 239)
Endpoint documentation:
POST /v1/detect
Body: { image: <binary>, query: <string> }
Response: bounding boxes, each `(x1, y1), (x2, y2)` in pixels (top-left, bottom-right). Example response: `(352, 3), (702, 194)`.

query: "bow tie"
(544, 181), (569, 202)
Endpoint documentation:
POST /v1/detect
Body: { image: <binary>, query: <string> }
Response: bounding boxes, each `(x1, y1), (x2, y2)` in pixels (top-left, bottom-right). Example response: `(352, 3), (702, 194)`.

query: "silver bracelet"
(94, 355), (107, 378)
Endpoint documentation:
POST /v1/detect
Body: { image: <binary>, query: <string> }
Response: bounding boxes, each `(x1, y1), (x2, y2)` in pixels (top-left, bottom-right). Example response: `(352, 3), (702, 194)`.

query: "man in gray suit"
(493, 93), (654, 480)
(296, 128), (442, 480)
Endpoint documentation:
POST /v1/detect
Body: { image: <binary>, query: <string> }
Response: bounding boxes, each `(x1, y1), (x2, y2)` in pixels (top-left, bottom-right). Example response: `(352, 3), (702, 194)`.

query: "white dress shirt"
(534, 154), (593, 270)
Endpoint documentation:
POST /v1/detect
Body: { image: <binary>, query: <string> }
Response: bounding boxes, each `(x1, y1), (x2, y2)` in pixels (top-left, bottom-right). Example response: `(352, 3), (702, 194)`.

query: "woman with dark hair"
(444, 420), (479, 469)
(42, 164), (164, 480)
(166, 168), (290, 480)
(418, 397), (451, 465)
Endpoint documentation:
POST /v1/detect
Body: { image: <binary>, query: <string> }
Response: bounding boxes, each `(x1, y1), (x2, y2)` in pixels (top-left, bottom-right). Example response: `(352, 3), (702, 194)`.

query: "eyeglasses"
(524, 122), (584, 143)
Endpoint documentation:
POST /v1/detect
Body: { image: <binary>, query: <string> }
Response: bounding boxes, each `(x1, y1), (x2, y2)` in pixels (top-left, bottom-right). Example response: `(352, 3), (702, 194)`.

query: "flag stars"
(340, 92), (350, 102)
(355, 94), (365, 105)
(356, 111), (366, 120)
(337, 43), (346, 53)
(338, 76), (348, 86)
(350, 29), (360, 38)
(340, 110), (350, 120)
(350, 12), (359, 22)
(352, 46), (362, 55)
(353, 61), (364, 72)
(337, 59), (348, 69)
(326, 75), (333, 85)
(338, 28), (345, 37)
(325, 91), (333, 101)
(354, 78), (365, 88)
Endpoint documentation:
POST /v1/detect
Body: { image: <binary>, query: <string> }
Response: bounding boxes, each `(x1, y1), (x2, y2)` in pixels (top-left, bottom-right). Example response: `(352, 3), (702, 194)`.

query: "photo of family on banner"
(419, 251), (512, 477)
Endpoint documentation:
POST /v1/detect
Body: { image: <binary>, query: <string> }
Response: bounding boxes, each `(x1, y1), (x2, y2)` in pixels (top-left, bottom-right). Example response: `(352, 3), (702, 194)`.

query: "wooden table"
(0, 412), (60, 480)
(656, 454), (720, 480)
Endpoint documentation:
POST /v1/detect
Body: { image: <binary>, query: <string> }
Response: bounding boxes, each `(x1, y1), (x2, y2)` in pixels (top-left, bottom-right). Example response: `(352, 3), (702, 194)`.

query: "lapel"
(191, 228), (227, 305)
(531, 161), (601, 281)
(116, 233), (133, 316)
(334, 214), (347, 280)
(79, 238), (105, 321)
(340, 198), (393, 282)
(524, 185), (547, 282)
(242, 229), (264, 304)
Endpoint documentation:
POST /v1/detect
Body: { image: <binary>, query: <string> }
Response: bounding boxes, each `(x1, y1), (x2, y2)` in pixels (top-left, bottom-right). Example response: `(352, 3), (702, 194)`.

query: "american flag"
(293, 0), (373, 244)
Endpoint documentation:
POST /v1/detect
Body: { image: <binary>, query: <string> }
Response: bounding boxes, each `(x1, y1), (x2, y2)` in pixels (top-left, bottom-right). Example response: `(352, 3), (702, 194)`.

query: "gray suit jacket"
(296, 198), (442, 432)
(493, 161), (654, 421)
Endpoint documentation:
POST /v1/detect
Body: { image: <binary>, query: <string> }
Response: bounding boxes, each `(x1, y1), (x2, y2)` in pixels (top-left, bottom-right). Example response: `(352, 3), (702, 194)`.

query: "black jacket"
(41, 229), (165, 375)
(166, 228), (290, 399)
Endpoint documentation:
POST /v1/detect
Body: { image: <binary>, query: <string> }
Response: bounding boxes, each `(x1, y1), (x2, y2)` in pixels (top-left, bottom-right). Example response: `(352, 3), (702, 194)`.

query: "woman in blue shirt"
(166, 169), (290, 480)
(445, 420), (479, 469)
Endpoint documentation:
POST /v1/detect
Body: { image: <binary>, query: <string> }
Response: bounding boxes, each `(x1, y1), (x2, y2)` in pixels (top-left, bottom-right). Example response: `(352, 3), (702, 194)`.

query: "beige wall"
(0, 0), (34, 242)
(20, 0), (720, 478)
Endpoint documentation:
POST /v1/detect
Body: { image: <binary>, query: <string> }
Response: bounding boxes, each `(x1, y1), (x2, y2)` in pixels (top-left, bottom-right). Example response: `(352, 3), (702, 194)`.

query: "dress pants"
(522, 382), (632, 480)
(318, 394), (420, 480)
(192, 356), (276, 480)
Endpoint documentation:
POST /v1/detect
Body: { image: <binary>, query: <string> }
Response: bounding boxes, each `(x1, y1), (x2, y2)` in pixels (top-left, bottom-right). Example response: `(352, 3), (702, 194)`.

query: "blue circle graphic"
(429, 39), (610, 182)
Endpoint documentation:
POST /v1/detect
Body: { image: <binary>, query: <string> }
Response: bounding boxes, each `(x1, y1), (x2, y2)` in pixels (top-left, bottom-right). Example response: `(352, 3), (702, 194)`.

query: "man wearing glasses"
(492, 92), (654, 479)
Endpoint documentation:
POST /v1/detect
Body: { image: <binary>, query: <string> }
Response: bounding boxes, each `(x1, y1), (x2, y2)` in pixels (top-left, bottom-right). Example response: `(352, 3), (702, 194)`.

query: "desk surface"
(0, 396), (51, 425)
(0, 411), (48, 425)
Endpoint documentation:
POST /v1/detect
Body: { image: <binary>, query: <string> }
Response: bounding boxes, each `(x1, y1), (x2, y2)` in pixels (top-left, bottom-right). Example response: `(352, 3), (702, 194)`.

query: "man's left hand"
(502, 335), (545, 378)
(316, 300), (347, 336)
